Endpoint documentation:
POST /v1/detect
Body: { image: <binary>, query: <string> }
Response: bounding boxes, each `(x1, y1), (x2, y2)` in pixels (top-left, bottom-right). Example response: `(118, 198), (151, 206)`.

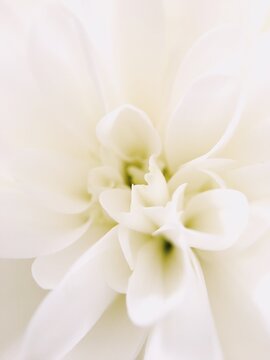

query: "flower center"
(162, 239), (174, 255)
(124, 160), (147, 187)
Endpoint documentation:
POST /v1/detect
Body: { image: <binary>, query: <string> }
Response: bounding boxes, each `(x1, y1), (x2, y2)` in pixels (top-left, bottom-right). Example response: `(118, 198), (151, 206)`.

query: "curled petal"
(183, 189), (249, 251)
(99, 188), (131, 223)
(96, 105), (161, 162)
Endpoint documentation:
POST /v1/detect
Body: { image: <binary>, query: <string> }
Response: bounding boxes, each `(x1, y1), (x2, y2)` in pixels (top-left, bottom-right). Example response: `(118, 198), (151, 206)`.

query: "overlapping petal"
(64, 296), (147, 360)
(0, 187), (90, 258)
(165, 75), (240, 172)
(29, 2), (105, 148)
(32, 225), (109, 290)
(112, 0), (166, 120)
(96, 105), (161, 162)
(202, 252), (270, 360)
(21, 232), (116, 359)
(0, 259), (45, 358)
(182, 189), (249, 250)
(145, 253), (222, 360)
(9, 148), (91, 214)
(126, 239), (190, 326)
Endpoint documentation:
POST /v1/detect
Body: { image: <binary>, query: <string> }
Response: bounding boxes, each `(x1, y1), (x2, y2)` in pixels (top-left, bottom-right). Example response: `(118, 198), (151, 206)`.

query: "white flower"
(1, 0), (270, 359)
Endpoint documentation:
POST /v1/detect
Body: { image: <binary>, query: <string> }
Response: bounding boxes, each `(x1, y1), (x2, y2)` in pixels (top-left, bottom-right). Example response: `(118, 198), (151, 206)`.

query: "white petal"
(145, 255), (222, 360)
(221, 32), (270, 164)
(127, 240), (190, 326)
(96, 105), (161, 162)
(29, 2), (104, 148)
(64, 296), (147, 360)
(99, 188), (131, 223)
(0, 187), (90, 258)
(168, 158), (232, 195)
(112, 0), (166, 120)
(88, 165), (123, 197)
(64, 0), (117, 111)
(254, 273), (270, 335)
(183, 189), (249, 250)
(21, 233), (116, 359)
(226, 162), (270, 201)
(0, 4), (97, 160)
(165, 75), (240, 172)
(164, 0), (244, 65)
(119, 228), (150, 271)
(100, 227), (131, 293)
(32, 225), (109, 290)
(202, 252), (270, 360)
(234, 201), (270, 249)
(170, 25), (244, 111)
(0, 259), (45, 358)
(135, 157), (169, 207)
(0, 2), (30, 75)
(9, 148), (91, 214)
(100, 188), (158, 234)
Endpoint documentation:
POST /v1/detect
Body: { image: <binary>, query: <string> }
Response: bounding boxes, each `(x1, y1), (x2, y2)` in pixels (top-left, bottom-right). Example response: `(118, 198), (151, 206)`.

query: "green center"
(124, 161), (146, 187)
(162, 239), (174, 255)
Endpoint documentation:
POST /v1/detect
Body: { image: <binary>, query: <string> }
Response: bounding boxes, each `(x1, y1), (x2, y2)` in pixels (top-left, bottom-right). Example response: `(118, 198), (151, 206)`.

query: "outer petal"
(29, 2), (105, 148)
(64, 0), (117, 111)
(201, 249), (270, 360)
(170, 25), (244, 112)
(20, 232), (116, 359)
(233, 201), (270, 249)
(9, 148), (91, 214)
(221, 32), (270, 164)
(225, 162), (270, 201)
(254, 273), (270, 335)
(64, 296), (147, 360)
(32, 225), (109, 290)
(0, 259), (45, 358)
(0, 187), (90, 258)
(112, 0), (166, 120)
(165, 75), (240, 172)
(164, 0), (244, 63)
(183, 189), (249, 251)
(0, 2), (97, 161)
(145, 253), (222, 360)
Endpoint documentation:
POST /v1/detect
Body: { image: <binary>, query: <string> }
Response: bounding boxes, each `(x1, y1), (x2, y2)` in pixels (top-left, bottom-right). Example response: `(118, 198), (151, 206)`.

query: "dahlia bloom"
(1, 0), (270, 359)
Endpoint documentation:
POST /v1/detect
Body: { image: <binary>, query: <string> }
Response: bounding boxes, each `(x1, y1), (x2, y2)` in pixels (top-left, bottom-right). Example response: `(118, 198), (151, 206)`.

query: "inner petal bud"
(124, 161), (147, 187)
